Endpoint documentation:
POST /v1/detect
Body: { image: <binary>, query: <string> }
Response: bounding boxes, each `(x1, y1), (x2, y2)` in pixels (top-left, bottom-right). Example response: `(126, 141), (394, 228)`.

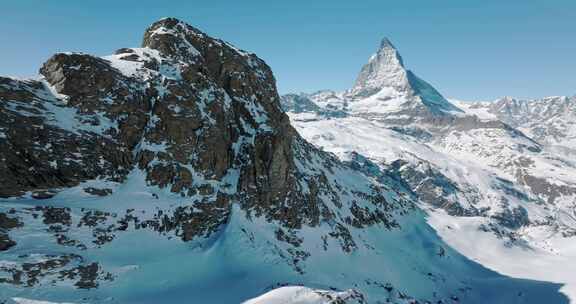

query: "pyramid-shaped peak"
(379, 37), (397, 50)
(351, 37), (408, 97)
(349, 37), (462, 114)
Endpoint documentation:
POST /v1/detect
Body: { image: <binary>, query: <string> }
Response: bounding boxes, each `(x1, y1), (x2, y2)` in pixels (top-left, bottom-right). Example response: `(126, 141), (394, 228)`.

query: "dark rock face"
(138, 18), (297, 206)
(0, 17), (292, 204)
(0, 212), (22, 251)
(0, 252), (112, 288)
(0, 75), (137, 197)
(388, 159), (478, 217)
(280, 93), (323, 114)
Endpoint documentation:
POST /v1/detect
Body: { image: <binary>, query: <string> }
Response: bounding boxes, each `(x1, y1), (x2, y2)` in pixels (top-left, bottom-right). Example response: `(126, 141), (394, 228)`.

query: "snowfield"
(243, 286), (362, 304)
(286, 105), (576, 302)
(428, 209), (576, 301)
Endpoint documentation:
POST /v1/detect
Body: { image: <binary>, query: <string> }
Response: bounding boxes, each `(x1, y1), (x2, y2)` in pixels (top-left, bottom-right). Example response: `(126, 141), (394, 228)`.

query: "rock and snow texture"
(346, 38), (462, 119)
(351, 38), (410, 98)
(243, 286), (365, 304)
(281, 38), (576, 302)
(0, 18), (571, 303)
(455, 96), (576, 150)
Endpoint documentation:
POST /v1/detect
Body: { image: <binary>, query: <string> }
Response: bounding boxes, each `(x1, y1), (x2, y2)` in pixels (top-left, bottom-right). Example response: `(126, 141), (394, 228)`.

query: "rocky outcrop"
(0, 212), (21, 251)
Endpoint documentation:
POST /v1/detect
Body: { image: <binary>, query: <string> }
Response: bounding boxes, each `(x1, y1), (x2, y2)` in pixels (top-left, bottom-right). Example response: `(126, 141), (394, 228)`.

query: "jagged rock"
(83, 187), (113, 196)
(0, 212), (22, 230)
(0, 17), (410, 251)
(0, 234), (16, 251)
(0, 212), (22, 251)
(31, 190), (57, 199)
(37, 206), (72, 226)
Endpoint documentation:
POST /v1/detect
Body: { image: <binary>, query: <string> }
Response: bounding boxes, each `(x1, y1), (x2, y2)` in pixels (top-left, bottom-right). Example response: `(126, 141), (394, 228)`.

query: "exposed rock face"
(0, 212), (21, 251)
(388, 159), (480, 217)
(0, 18), (402, 257)
(0, 18), (436, 303)
(1, 18), (297, 208)
(280, 93), (323, 114)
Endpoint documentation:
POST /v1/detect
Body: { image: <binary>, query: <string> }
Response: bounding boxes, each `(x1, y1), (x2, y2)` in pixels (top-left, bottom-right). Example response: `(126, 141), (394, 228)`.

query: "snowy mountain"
(350, 38), (410, 98)
(455, 96), (576, 151)
(1, 18), (568, 304)
(282, 39), (576, 302)
(291, 38), (462, 125)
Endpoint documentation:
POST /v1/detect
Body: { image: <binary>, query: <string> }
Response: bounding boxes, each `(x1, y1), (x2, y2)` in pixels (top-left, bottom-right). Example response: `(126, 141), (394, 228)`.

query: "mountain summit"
(351, 38), (409, 98)
(349, 37), (462, 116)
(281, 38), (462, 122)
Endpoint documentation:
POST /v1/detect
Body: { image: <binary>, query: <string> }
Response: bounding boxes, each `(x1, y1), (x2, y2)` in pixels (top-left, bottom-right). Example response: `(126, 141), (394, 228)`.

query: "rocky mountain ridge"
(457, 96), (576, 150)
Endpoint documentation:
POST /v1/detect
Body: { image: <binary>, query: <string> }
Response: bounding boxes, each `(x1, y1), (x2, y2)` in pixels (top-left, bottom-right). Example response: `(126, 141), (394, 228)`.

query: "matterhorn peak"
(346, 37), (462, 115)
(379, 37), (400, 55)
(350, 37), (410, 98)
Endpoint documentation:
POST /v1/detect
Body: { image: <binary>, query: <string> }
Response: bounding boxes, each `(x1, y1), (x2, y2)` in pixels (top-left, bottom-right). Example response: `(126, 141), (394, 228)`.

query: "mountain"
(455, 96), (576, 151)
(289, 38), (463, 125)
(350, 38), (409, 98)
(1, 18), (567, 304)
(282, 38), (576, 301)
(349, 38), (461, 115)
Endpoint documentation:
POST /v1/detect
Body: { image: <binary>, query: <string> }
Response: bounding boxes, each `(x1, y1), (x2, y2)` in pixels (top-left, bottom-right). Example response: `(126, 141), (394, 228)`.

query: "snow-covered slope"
(242, 286), (367, 304)
(282, 38), (576, 302)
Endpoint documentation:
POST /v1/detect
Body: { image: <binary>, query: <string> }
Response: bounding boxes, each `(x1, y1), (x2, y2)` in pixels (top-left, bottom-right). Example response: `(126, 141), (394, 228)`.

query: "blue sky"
(1, 0), (575, 100)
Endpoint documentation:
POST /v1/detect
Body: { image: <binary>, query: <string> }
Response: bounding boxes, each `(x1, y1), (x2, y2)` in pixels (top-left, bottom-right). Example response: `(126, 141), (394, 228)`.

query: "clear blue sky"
(1, 0), (575, 100)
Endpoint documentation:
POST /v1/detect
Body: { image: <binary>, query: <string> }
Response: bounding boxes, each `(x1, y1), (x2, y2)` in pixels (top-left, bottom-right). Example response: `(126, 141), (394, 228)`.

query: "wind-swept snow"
(243, 286), (361, 304)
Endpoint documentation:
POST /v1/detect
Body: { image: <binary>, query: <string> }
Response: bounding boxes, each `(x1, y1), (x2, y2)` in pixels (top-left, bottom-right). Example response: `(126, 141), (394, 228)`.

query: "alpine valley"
(0, 18), (573, 304)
